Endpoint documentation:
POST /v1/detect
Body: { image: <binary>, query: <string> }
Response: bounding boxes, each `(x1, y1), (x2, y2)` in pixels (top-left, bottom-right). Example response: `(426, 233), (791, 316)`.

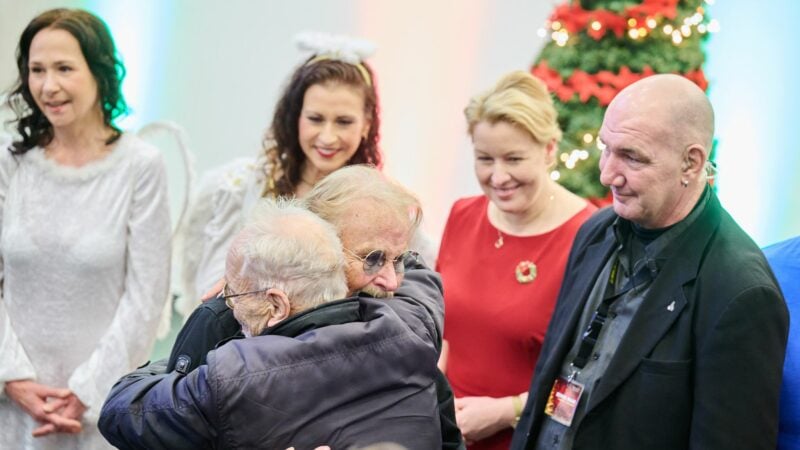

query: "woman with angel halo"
(179, 31), (387, 308)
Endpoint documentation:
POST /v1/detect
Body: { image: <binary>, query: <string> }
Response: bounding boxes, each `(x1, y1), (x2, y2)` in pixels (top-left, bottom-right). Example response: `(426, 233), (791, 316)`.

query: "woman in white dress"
(0, 9), (171, 449)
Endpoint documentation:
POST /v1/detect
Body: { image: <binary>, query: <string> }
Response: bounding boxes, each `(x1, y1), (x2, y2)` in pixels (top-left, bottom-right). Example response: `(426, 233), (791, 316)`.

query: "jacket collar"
(260, 297), (362, 338)
(585, 188), (723, 411)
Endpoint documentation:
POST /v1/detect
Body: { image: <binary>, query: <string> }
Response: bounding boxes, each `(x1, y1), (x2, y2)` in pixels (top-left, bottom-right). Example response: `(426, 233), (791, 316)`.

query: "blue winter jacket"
(99, 267), (443, 449)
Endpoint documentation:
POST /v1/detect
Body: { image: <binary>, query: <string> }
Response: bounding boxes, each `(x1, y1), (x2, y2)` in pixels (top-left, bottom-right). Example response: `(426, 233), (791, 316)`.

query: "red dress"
(437, 195), (595, 450)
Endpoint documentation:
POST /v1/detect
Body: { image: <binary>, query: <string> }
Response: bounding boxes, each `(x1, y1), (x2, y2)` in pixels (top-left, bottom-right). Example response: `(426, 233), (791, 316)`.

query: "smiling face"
(472, 120), (555, 216)
(297, 82), (371, 183)
(27, 27), (103, 134)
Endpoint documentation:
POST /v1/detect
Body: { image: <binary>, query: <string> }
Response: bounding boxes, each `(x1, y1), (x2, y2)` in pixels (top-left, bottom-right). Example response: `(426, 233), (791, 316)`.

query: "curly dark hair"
(6, 8), (127, 154)
(268, 57), (382, 197)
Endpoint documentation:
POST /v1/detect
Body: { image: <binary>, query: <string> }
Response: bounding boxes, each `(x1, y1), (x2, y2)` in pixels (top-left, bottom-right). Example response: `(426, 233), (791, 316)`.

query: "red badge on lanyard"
(543, 376), (584, 426)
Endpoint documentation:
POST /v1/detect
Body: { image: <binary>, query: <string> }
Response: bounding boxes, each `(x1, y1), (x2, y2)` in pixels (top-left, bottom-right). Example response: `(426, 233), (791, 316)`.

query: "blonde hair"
(303, 165), (422, 234)
(464, 70), (562, 145)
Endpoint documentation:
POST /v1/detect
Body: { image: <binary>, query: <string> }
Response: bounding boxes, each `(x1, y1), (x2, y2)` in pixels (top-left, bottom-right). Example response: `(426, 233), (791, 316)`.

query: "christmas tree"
(532, 0), (718, 200)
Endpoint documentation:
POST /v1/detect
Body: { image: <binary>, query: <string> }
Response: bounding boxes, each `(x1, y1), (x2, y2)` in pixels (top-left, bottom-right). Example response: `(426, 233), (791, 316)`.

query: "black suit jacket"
(511, 191), (789, 450)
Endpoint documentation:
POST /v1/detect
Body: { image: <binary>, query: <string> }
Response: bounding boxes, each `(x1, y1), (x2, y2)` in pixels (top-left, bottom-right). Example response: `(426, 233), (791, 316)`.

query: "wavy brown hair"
(267, 57), (382, 197)
(6, 8), (127, 154)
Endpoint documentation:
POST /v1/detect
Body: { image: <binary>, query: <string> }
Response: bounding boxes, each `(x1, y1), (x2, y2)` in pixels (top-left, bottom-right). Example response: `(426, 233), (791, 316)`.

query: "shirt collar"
(613, 184), (711, 274)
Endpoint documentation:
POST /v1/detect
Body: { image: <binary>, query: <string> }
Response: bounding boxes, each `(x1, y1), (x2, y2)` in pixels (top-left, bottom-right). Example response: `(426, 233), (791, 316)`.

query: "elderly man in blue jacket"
(99, 188), (443, 447)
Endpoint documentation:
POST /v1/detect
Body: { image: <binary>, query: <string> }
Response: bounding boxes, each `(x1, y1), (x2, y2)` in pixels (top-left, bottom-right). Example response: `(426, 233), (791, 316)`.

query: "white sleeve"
(0, 149), (37, 396)
(177, 168), (229, 314)
(67, 147), (172, 421)
(179, 158), (256, 315)
(409, 227), (439, 268)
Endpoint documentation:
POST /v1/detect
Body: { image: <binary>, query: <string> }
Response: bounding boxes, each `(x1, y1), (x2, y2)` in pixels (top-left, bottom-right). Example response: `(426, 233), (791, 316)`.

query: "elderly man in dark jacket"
(162, 165), (462, 449)
(98, 197), (443, 449)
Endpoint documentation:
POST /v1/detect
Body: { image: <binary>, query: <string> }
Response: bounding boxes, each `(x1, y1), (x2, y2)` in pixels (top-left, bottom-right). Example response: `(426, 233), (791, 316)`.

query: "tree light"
(554, 30), (569, 46)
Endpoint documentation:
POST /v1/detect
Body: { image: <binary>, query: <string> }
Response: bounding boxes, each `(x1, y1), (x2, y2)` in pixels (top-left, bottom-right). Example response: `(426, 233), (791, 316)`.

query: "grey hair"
(302, 164), (422, 234)
(225, 198), (347, 335)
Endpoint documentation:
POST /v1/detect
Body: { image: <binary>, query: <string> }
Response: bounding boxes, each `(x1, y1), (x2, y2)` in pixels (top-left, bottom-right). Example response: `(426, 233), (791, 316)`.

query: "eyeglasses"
(344, 248), (417, 275)
(221, 283), (272, 309)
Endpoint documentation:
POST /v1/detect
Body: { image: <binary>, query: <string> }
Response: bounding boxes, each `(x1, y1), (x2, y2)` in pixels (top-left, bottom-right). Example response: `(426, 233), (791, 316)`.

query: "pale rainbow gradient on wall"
(83, 0), (174, 130)
(706, 0), (800, 246)
(27, 0), (798, 247)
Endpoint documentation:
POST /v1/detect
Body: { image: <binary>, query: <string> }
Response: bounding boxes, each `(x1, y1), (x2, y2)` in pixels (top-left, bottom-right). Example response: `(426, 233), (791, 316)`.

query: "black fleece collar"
(260, 297), (363, 338)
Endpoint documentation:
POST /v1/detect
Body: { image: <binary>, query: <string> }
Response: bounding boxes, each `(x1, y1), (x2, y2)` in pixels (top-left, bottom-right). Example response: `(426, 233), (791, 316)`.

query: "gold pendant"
(494, 233), (504, 249)
(515, 260), (537, 284)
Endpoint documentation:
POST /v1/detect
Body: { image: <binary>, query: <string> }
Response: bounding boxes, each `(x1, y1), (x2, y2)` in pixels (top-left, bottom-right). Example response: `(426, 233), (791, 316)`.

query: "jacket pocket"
(628, 358), (693, 448)
(638, 357), (692, 376)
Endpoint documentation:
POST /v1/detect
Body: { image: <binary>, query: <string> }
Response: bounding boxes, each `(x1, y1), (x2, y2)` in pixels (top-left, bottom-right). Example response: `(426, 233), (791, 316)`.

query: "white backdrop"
(1, 0), (555, 246)
(2, 0), (798, 250)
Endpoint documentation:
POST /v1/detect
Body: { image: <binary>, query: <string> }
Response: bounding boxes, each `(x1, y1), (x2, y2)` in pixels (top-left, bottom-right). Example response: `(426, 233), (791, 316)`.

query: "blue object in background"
(763, 236), (800, 450)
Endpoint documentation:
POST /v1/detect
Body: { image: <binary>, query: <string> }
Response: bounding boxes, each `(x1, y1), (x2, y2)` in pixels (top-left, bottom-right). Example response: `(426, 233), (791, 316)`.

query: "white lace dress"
(0, 134), (171, 449)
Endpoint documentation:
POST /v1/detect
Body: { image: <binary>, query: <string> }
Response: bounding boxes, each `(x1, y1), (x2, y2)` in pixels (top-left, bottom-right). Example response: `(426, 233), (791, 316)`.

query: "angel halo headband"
(295, 31), (376, 87)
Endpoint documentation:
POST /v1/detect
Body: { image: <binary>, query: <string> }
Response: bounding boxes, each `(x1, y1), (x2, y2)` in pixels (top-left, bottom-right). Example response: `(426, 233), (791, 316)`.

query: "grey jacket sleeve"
(98, 361), (218, 450)
(391, 256), (445, 348)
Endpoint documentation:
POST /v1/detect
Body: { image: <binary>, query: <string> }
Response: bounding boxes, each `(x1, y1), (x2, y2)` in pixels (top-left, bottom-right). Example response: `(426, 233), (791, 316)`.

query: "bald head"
(598, 75), (715, 229)
(609, 74), (714, 151)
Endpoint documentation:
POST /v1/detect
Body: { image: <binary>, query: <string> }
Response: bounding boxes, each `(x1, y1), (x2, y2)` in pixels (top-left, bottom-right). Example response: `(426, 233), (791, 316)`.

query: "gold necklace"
(492, 190), (555, 284)
(492, 192), (555, 250)
(494, 231), (538, 283)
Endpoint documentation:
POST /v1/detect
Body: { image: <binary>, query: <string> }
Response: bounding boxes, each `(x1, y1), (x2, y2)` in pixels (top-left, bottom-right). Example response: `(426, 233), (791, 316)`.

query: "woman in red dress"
(437, 71), (597, 449)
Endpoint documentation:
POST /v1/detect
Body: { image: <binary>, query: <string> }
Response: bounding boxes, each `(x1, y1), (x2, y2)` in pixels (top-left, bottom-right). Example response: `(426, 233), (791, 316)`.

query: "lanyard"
(570, 256), (653, 372)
